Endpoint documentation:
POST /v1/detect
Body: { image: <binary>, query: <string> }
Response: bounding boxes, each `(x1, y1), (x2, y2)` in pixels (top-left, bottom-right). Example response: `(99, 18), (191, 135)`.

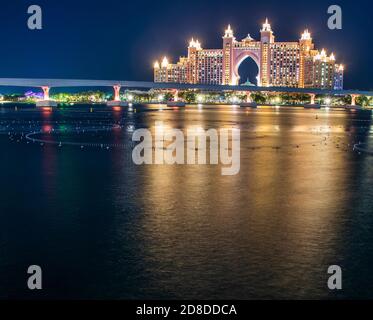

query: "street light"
(232, 96), (239, 104)
(197, 94), (204, 103)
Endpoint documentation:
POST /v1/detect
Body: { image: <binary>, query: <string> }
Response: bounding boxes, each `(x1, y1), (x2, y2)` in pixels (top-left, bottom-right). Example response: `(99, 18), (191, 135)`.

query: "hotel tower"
(154, 19), (344, 90)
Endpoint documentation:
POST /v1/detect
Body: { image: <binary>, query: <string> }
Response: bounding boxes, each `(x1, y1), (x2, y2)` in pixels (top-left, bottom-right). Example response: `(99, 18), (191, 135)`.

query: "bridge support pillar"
(42, 86), (50, 100)
(36, 86), (58, 107)
(245, 92), (252, 103)
(239, 91), (257, 108)
(113, 85), (120, 101)
(304, 93), (321, 109)
(173, 90), (179, 102)
(107, 85), (128, 107)
(351, 94), (358, 106)
(166, 90), (186, 107)
(310, 93), (316, 105)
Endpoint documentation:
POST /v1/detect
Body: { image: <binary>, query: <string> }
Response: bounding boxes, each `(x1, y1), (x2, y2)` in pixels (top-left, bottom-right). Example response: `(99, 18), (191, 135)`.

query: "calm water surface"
(0, 104), (373, 299)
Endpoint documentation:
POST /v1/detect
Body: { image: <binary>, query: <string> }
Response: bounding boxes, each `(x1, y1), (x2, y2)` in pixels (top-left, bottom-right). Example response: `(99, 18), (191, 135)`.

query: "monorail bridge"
(0, 78), (371, 107)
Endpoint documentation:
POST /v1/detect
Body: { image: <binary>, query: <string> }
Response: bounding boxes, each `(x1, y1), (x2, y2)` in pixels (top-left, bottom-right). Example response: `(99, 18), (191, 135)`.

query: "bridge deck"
(0, 78), (371, 96)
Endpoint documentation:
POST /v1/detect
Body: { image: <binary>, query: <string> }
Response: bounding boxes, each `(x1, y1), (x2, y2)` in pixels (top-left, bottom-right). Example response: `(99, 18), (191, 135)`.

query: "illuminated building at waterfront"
(154, 19), (344, 90)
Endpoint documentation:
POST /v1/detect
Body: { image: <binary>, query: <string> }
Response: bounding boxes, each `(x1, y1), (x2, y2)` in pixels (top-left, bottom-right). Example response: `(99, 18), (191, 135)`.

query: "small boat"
(167, 101), (186, 107)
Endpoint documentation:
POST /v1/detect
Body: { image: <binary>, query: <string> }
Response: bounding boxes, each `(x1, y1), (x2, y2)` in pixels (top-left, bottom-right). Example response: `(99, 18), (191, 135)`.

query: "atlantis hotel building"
(154, 19), (344, 90)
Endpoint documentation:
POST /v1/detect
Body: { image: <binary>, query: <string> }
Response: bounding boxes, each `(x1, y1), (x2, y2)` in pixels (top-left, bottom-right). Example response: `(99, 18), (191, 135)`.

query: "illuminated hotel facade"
(154, 19), (344, 90)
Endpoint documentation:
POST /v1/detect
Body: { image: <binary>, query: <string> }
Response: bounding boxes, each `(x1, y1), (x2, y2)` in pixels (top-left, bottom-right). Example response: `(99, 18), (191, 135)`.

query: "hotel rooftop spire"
(224, 24), (234, 38)
(261, 18), (272, 32)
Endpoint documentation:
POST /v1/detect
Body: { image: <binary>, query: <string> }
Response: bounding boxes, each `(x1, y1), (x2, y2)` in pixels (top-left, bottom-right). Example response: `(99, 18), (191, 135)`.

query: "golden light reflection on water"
(122, 106), (371, 298)
(3, 105), (373, 299)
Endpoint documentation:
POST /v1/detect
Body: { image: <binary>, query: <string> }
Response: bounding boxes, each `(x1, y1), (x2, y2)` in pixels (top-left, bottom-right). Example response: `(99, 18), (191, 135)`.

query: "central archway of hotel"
(232, 52), (261, 86)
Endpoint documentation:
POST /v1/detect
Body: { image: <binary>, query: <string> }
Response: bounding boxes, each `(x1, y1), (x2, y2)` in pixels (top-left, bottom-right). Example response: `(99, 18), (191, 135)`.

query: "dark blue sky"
(1, 0), (372, 89)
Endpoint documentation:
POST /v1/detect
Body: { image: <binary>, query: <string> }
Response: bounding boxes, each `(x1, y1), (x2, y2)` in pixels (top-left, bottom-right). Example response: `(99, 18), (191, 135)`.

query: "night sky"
(1, 0), (372, 89)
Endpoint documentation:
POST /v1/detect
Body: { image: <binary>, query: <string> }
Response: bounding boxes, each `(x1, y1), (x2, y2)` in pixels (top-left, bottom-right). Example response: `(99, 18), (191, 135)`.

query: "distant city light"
(231, 96), (239, 103)
(274, 96), (281, 104)
(197, 95), (204, 103)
